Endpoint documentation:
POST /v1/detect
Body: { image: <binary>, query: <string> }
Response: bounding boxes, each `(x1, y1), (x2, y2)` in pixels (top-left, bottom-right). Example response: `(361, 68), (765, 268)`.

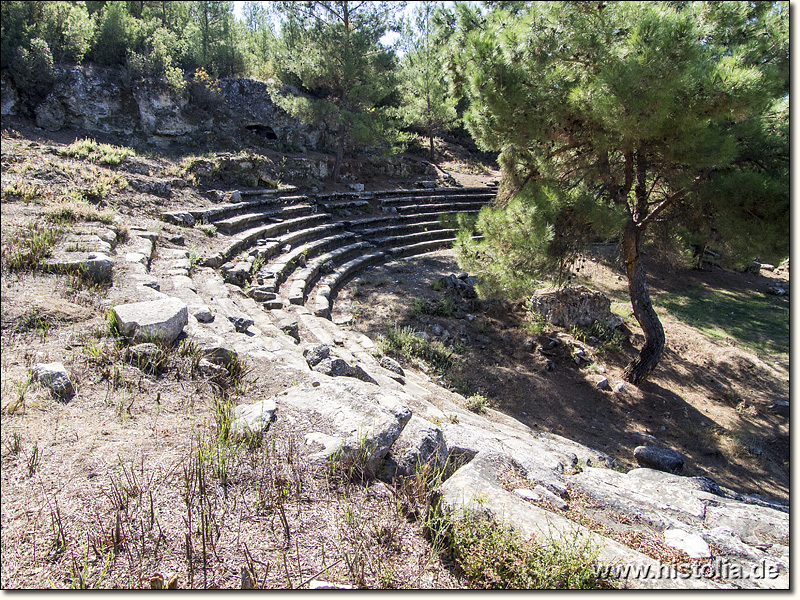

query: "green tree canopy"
(396, 1), (459, 162)
(453, 1), (788, 383)
(273, 1), (405, 181)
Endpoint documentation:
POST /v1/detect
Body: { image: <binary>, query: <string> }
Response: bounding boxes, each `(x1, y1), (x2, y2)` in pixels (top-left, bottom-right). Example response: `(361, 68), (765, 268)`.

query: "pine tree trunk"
(622, 219), (665, 384)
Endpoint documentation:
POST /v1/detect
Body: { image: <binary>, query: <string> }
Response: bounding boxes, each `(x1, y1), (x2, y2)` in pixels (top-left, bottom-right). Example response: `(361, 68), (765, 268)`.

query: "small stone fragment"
(533, 484), (569, 510)
(32, 362), (75, 399)
(634, 445), (685, 474)
(596, 377), (610, 389)
(379, 356), (404, 376)
(228, 315), (254, 333)
(514, 488), (542, 502)
(303, 344), (331, 367)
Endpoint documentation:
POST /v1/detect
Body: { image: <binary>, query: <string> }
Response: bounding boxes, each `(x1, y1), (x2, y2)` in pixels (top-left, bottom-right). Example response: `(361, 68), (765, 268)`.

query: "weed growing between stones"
(2, 223), (62, 272)
(194, 223), (217, 237)
(378, 325), (458, 376)
(465, 392), (489, 414)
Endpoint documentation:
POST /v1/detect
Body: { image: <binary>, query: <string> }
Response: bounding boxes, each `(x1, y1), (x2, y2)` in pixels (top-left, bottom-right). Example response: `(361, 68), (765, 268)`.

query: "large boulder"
(633, 445), (685, 474)
(113, 298), (188, 345)
(530, 286), (623, 328)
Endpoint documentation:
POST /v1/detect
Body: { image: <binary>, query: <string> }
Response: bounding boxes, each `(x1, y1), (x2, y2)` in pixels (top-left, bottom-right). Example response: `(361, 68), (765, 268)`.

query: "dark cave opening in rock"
(246, 124), (278, 140)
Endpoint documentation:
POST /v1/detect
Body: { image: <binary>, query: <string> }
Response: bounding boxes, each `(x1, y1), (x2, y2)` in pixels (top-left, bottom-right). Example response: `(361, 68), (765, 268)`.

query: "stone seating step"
(372, 228), (458, 248)
(161, 193), (307, 227)
(358, 219), (445, 239)
(256, 231), (358, 292)
(380, 192), (495, 208)
(286, 241), (374, 305)
(247, 222), (345, 264)
(344, 208), (481, 232)
(311, 251), (387, 318)
(394, 201), (488, 214)
(214, 203), (314, 234)
(205, 214), (330, 268)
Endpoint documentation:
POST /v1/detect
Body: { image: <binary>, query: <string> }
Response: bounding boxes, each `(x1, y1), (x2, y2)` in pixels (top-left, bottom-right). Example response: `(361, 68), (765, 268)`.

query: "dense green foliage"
(394, 1), (458, 162)
(1, 1), (273, 79)
(451, 1), (788, 382)
(271, 1), (405, 180)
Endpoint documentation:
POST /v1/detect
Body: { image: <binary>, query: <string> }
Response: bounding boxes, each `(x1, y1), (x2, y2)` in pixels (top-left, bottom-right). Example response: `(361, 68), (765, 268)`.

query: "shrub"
(10, 37), (55, 104)
(430, 508), (611, 589)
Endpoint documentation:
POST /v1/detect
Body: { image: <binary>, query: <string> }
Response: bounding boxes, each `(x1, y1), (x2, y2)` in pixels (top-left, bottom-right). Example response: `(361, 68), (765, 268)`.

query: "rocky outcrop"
(530, 285), (624, 328)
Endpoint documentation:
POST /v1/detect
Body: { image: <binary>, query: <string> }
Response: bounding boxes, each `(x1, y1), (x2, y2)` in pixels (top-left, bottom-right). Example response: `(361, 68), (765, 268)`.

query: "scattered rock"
(634, 445), (685, 474)
(31, 362), (75, 399)
(246, 286), (276, 302)
(596, 377), (610, 389)
(663, 528), (712, 559)
(379, 356), (404, 376)
(614, 382), (627, 393)
(231, 398), (277, 437)
(196, 342), (237, 366)
(431, 323), (444, 337)
(534, 484), (569, 510)
(278, 317), (300, 342)
(228, 315), (254, 333)
(523, 338), (536, 352)
(191, 305), (214, 323)
(113, 298), (188, 345)
(380, 416), (448, 481)
(348, 183), (365, 192)
(197, 358), (228, 378)
(303, 344), (330, 367)
(308, 581), (356, 590)
(514, 488), (542, 502)
(414, 331), (429, 342)
(168, 235), (185, 245)
(769, 400), (789, 417)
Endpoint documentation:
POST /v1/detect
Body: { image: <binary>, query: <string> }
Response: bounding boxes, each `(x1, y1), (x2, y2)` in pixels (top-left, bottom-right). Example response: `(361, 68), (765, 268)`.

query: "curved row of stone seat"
(379, 192), (496, 210)
(286, 241), (375, 305)
(256, 231), (357, 294)
(161, 186), (303, 228)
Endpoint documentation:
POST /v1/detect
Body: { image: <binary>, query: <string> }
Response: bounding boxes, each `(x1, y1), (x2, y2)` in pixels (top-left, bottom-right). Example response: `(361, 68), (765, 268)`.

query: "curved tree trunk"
(622, 219), (665, 384)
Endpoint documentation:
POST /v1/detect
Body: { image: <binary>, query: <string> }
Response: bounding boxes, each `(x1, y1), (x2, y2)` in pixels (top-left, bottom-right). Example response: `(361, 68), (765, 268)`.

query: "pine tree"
(273, 1), (404, 181)
(454, 1), (788, 384)
(396, 1), (458, 162)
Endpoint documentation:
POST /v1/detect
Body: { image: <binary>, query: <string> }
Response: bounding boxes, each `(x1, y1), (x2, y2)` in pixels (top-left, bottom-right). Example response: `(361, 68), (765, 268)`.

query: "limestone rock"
(303, 344), (330, 367)
(231, 398), (277, 437)
(228, 315), (254, 333)
(530, 286), (623, 328)
(197, 358), (228, 378)
(278, 378), (412, 473)
(596, 377), (610, 389)
(634, 445), (685, 474)
(113, 298), (188, 345)
(380, 416), (448, 481)
(379, 356), (404, 376)
(663, 528), (712, 559)
(197, 342), (237, 366)
(514, 488), (542, 502)
(32, 362), (75, 399)
(533, 484), (569, 510)
(191, 305), (214, 323)
(278, 317), (300, 342)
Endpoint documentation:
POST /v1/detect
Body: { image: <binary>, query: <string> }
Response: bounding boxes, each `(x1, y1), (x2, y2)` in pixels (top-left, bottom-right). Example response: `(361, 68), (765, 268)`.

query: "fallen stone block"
(113, 298), (188, 345)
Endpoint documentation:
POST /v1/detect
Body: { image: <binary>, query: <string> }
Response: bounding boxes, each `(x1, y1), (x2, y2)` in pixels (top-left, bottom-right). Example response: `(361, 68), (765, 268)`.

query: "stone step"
(314, 185), (496, 202)
(386, 237), (459, 260)
(319, 200), (371, 211)
(359, 219), (444, 239)
(345, 209), (481, 232)
(380, 192), (495, 208)
(205, 214), (330, 267)
(214, 203), (314, 234)
(311, 250), (387, 318)
(255, 231), (358, 293)
(247, 222), (345, 264)
(161, 192), (307, 227)
(394, 201), (488, 214)
(372, 229), (458, 248)
(285, 241), (374, 306)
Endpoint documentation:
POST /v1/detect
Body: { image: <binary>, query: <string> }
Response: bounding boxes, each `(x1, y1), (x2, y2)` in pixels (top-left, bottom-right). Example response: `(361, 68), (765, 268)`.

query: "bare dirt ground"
(332, 250), (789, 502)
